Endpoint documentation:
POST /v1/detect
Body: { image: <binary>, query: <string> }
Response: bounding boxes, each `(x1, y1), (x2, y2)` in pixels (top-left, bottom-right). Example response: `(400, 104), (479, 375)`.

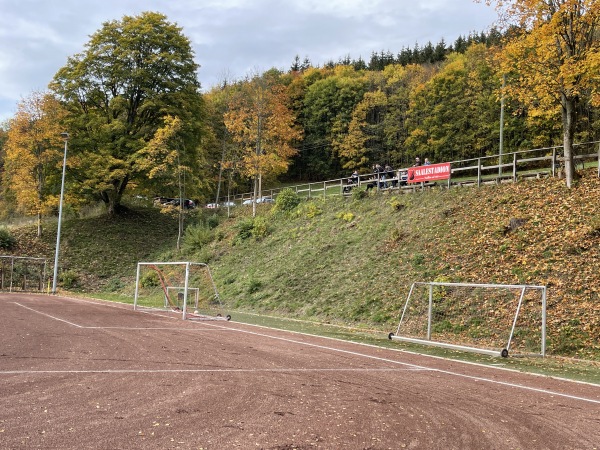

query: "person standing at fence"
(424, 158), (431, 165)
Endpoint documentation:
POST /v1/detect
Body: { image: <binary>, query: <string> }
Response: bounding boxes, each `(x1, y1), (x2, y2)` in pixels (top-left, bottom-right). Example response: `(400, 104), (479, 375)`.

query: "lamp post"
(52, 132), (69, 294)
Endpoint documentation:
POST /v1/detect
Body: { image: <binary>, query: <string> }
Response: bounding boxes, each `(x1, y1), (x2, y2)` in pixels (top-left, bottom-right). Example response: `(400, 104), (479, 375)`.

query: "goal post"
(388, 282), (547, 357)
(133, 261), (230, 321)
(0, 255), (48, 292)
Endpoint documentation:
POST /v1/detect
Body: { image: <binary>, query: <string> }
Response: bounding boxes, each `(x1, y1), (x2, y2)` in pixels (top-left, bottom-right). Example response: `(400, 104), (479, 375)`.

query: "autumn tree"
(50, 12), (206, 215)
(482, 0), (600, 187)
(4, 92), (67, 236)
(405, 45), (505, 163)
(302, 67), (367, 178)
(337, 90), (388, 170)
(224, 71), (302, 216)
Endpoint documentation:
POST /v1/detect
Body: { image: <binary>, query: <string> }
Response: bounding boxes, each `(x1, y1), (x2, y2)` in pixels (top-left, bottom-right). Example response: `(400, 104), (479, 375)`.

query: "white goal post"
(133, 261), (230, 321)
(388, 282), (547, 357)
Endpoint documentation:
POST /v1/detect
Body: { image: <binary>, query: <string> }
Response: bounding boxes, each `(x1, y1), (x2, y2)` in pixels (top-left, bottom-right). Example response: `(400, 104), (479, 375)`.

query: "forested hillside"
(2, 4), (598, 215)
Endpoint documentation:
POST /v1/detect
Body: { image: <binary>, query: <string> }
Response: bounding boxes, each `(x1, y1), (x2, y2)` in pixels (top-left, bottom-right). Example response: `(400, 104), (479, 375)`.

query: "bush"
(205, 213), (220, 230)
(296, 201), (323, 219)
(140, 271), (160, 288)
(182, 224), (214, 253)
(251, 216), (269, 239)
(352, 188), (368, 200)
(59, 270), (79, 289)
(0, 228), (16, 250)
(234, 218), (255, 245)
(274, 188), (301, 213)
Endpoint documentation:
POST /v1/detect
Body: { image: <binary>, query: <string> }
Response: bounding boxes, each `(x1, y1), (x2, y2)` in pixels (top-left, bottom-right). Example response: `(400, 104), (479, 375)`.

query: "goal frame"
(133, 261), (228, 321)
(0, 255), (48, 292)
(389, 281), (547, 357)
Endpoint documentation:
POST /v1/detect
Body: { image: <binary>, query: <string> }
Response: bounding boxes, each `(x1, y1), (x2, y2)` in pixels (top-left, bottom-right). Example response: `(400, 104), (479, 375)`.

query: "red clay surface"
(1, 293), (599, 449)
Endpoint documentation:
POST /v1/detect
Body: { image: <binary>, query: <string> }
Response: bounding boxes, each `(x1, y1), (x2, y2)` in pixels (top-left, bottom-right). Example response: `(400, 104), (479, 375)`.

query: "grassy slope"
(210, 172), (600, 360)
(5, 170), (600, 361)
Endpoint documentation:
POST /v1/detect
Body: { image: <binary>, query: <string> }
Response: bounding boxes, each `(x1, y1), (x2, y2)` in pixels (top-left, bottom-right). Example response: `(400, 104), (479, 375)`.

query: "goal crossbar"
(389, 281), (547, 358)
(133, 261), (229, 321)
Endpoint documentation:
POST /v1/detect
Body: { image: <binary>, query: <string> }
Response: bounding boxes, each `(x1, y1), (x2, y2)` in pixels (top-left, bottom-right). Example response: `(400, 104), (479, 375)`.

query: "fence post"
(597, 143), (600, 178)
(512, 153), (517, 182)
(477, 158), (482, 187)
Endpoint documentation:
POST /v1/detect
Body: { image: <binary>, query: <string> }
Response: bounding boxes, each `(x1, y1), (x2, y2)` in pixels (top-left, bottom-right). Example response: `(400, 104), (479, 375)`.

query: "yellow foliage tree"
(4, 92), (67, 236)
(482, 0), (600, 187)
(224, 74), (302, 215)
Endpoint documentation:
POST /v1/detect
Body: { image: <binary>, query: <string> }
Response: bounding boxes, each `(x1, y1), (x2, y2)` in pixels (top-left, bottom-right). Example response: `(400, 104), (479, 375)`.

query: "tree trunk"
(562, 94), (576, 188)
(102, 176), (129, 217)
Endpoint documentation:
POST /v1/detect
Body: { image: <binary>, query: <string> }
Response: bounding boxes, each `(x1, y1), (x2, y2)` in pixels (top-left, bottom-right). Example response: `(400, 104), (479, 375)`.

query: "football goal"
(0, 255), (47, 292)
(388, 282), (547, 357)
(133, 261), (230, 321)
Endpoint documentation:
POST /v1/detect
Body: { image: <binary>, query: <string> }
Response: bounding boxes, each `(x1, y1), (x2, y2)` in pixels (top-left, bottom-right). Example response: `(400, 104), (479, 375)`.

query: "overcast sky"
(0, 0), (498, 123)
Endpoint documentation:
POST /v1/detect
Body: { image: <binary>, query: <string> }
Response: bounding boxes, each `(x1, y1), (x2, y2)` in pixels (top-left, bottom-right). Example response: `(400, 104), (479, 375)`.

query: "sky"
(0, 0), (499, 123)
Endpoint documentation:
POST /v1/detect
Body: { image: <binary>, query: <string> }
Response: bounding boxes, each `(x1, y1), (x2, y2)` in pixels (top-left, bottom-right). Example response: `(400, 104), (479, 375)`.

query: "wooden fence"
(216, 141), (600, 205)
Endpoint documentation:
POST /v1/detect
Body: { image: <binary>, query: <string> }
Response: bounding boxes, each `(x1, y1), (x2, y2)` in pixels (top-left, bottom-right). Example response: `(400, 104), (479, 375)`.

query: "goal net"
(133, 261), (230, 321)
(389, 282), (546, 357)
(0, 255), (47, 292)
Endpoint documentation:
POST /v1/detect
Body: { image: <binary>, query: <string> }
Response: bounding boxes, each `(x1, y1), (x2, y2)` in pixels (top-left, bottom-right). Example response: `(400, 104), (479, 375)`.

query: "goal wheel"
(388, 332), (395, 340)
(501, 348), (509, 358)
(226, 314), (232, 321)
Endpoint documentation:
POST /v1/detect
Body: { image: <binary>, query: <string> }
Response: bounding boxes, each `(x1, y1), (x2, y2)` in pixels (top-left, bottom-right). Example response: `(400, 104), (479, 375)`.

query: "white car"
(242, 197), (274, 205)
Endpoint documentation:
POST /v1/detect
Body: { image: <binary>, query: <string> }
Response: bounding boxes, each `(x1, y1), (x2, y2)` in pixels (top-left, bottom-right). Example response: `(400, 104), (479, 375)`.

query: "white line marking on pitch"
(14, 302), (84, 328)
(201, 321), (600, 406)
(12, 300), (600, 405)
(1, 367), (427, 375)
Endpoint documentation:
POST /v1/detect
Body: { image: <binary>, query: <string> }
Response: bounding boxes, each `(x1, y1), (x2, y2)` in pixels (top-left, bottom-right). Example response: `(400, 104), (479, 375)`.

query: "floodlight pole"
(52, 133), (69, 294)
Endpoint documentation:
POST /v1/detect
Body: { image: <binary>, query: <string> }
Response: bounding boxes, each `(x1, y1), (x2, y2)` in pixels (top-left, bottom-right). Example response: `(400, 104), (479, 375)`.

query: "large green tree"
(302, 66), (368, 178)
(50, 11), (206, 215)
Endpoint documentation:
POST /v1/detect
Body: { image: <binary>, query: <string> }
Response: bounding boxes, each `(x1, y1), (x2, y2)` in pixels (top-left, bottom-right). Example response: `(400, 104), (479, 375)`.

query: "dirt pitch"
(1, 293), (599, 449)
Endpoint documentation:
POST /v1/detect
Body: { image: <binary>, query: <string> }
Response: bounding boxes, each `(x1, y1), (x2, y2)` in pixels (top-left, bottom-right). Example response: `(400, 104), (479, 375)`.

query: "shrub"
(296, 201), (323, 219)
(251, 216), (270, 239)
(336, 211), (355, 222)
(352, 188), (368, 200)
(274, 188), (301, 213)
(182, 224), (214, 253)
(0, 228), (17, 250)
(234, 218), (256, 245)
(140, 271), (160, 288)
(59, 270), (79, 289)
(205, 213), (220, 229)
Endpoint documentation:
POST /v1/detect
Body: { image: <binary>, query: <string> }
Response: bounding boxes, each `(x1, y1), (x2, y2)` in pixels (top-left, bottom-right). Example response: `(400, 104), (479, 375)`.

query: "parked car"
(205, 203), (220, 209)
(242, 197), (274, 205)
(154, 197), (196, 209)
(221, 201), (236, 207)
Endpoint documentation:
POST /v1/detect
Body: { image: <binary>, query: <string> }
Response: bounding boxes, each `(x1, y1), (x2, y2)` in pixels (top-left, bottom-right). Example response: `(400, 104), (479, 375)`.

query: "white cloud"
(0, 0), (498, 121)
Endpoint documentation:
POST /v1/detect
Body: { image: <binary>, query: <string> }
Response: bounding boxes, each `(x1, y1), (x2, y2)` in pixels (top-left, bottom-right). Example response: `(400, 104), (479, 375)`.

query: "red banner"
(407, 162), (451, 183)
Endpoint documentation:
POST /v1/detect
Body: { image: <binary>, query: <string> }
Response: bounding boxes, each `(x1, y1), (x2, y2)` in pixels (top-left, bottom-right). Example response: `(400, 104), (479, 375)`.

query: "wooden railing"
(217, 141), (600, 206)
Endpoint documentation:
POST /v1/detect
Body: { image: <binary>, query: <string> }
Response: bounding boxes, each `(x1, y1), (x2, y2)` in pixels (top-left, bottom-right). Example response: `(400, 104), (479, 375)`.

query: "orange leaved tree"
(224, 72), (302, 216)
(482, 0), (600, 187)
(4, 92), (67, 236)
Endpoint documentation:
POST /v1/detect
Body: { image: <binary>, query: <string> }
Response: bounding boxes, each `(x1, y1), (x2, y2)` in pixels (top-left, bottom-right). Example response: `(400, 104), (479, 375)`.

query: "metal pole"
(52, 133), (69, 294)
(499, 75), (505, 176)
